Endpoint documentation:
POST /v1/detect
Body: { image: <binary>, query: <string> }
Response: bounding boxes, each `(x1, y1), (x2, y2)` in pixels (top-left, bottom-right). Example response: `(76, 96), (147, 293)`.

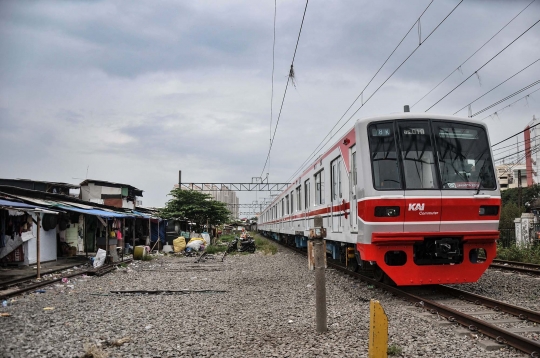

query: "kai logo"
(408, 203), (425, 211)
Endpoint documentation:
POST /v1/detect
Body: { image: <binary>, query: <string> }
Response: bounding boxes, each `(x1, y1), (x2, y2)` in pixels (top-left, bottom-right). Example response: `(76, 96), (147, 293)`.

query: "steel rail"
(0, 259), (133, 299)
(492, 259), (540, 270)
(490, 263), (540, 275)
(436, 285), (540, 323)
(0, 262), (87, 289)
(265, 235), (540, 356)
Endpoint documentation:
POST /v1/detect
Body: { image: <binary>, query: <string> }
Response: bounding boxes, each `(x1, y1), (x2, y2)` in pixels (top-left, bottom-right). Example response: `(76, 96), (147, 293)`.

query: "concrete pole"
(313, 237), (327, 333)
(122, 218), (125, 262)
(36, 213), (41, 279)
(132, 218), (136, 252)
(84, 215), (88, 258)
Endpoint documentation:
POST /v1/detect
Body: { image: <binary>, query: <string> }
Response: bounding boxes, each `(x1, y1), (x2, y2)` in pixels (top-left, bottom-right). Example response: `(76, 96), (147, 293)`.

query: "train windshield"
(368, 120), (496, 190)
(433, 121), (496, 190)
(369, 123), (402, 190)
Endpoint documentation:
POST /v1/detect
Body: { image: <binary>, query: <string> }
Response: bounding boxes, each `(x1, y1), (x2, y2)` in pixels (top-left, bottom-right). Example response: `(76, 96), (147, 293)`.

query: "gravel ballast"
(0, 245), (531, 358)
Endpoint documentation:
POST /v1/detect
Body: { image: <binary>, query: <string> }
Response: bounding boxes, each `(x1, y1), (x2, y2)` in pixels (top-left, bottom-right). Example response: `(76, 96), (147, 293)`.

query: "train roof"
(355, 112), (487, 127)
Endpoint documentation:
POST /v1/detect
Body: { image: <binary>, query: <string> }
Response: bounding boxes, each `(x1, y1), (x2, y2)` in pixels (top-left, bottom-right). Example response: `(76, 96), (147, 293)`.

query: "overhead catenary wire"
(424, 18), (540, 112)
(412, 0), (536, 109)
(493, 136), (537, 152)
(268, 0), (277, 178)
(494, 143), (540, 162)
(453, 58), (540, 115)
(286, 0), (464, 183)
(284, 0), (435, 183)
(491, 121), (540, 147)
(471, 80), (540, 117)
(260, 0), (309, 178)
(480, 87), (540, 121)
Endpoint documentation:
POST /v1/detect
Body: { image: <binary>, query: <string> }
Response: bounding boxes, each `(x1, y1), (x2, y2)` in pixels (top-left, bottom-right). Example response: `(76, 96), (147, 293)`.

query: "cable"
(471, 80), (540, 117)
(424, 19), (540, 112)
(454, 58), (540, 115)
(287, 0), (464, 183)
(480, 87), (540, 121)
(491, 121), (540, 147)
(493, 136), (537, 152)
(495, 143), (540, 162)
(412, 0), (536, 109)
(496, 145), (540, 178)
(260, 0), (309, 178)
(268, 0), (277, 178)
(285, 0), (435, 183)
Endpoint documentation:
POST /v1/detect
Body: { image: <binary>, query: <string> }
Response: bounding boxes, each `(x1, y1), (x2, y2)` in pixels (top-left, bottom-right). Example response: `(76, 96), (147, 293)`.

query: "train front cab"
(356, 115), (500, 286)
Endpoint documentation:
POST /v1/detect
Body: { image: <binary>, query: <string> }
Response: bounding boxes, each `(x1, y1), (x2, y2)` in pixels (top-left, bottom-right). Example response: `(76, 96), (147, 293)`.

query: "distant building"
(496, 164), (528, 191)
(80, 179), (143, 209)
(174, 183), (239, 219)
(0, 178), (78, 196)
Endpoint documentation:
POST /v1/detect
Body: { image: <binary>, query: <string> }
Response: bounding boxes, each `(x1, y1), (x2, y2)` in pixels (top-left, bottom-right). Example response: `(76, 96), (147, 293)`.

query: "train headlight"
(374, 206), (400, 217)
(479, 205), (499, 216)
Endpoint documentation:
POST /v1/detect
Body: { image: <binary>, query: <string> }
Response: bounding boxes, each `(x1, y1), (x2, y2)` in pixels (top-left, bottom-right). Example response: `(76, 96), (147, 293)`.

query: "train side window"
(397, 121), (439, 189)
(286, 195), (290, 215)
(305, 179), (311, 209)
(368, 123), (402, 190)
(296, 186), (301, 211)
(315, 170), (325, 205)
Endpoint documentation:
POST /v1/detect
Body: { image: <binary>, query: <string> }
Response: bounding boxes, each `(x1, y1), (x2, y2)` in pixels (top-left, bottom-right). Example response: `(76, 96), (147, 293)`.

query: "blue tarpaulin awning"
(0, 198), (51, 211)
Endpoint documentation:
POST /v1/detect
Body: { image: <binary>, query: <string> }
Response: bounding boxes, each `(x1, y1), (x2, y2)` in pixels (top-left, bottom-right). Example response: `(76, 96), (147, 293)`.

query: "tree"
(499, 202), (522, 229)
(250, 216), (258, 222)
(160, 189), (231, 231)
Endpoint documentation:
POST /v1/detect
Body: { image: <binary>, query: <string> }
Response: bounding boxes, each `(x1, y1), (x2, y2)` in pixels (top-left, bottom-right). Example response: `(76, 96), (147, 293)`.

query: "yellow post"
(369, 299), (388, 358)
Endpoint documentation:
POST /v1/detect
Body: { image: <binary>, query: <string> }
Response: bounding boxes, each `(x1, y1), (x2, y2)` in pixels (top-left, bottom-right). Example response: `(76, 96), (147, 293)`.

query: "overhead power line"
(494, 143), (540, 162)
(412, 0), (536, 109)
(260, 0), (309, 178)
(471, 80), (540, 117)
(480, 87), (540, 121)
(454, 58), (540, 115)
(285, 0), (435, 183)
(491, 121), (540, 147)
(268, 0), (277, 178)
(493, 136), (537, 152)
(287, 0), (464, 183)
(424, 19), (540, 112)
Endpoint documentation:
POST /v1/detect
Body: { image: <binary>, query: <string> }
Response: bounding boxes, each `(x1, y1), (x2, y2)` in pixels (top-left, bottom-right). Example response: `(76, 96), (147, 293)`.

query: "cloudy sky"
(1, 0), (539, 212)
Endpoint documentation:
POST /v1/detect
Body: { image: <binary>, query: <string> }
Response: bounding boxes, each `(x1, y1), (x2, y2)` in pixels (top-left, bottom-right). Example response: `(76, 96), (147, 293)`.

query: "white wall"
(24, 213), (57, 265)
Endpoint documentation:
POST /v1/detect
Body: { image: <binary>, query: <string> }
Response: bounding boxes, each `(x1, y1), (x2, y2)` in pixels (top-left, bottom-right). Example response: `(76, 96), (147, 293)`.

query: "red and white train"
(258, 112), (500, 286)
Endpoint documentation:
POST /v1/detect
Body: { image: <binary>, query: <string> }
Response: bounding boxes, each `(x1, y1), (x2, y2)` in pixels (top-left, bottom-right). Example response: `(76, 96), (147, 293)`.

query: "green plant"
(496, 243), (540, 264)
(387, 344), (403, 356)
(141, 254), (155, 261)
(253, 233), (278, 255)
(219, 234), (236, 243)
(205, 245), (227, 254)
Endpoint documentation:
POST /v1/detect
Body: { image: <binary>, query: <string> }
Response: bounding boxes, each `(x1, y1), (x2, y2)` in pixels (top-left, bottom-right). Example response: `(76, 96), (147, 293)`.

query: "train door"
(331, 157), (343, 232)
(304, 179), (311, 230)
(350, 146), (358, 232)
(397, 120), (442, 232)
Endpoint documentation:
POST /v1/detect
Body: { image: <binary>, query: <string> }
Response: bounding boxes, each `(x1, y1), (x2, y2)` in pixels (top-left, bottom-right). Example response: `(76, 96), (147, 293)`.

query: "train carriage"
(258, 112), (500, 286)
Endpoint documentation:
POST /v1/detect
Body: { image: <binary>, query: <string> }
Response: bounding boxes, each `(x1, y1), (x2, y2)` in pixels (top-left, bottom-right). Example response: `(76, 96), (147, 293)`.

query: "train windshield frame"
(368, 119), (496, 191)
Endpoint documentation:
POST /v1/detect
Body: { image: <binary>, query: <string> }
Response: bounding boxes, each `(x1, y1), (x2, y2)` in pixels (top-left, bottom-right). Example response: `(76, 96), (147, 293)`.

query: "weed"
(496, 244), (540, 264)
(219, 234), (236, 243)
(205, 245), (227, 255)
(252, 233), (278, 255)
(387, 343), (403, 356)
(141, 254), (155, 261)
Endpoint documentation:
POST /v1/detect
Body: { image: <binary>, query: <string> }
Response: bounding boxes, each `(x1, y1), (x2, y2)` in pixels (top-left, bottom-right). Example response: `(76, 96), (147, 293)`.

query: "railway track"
(0, 259), (132, 300)
(489, 259), (540, 276)
(267, 235), (540, 356)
